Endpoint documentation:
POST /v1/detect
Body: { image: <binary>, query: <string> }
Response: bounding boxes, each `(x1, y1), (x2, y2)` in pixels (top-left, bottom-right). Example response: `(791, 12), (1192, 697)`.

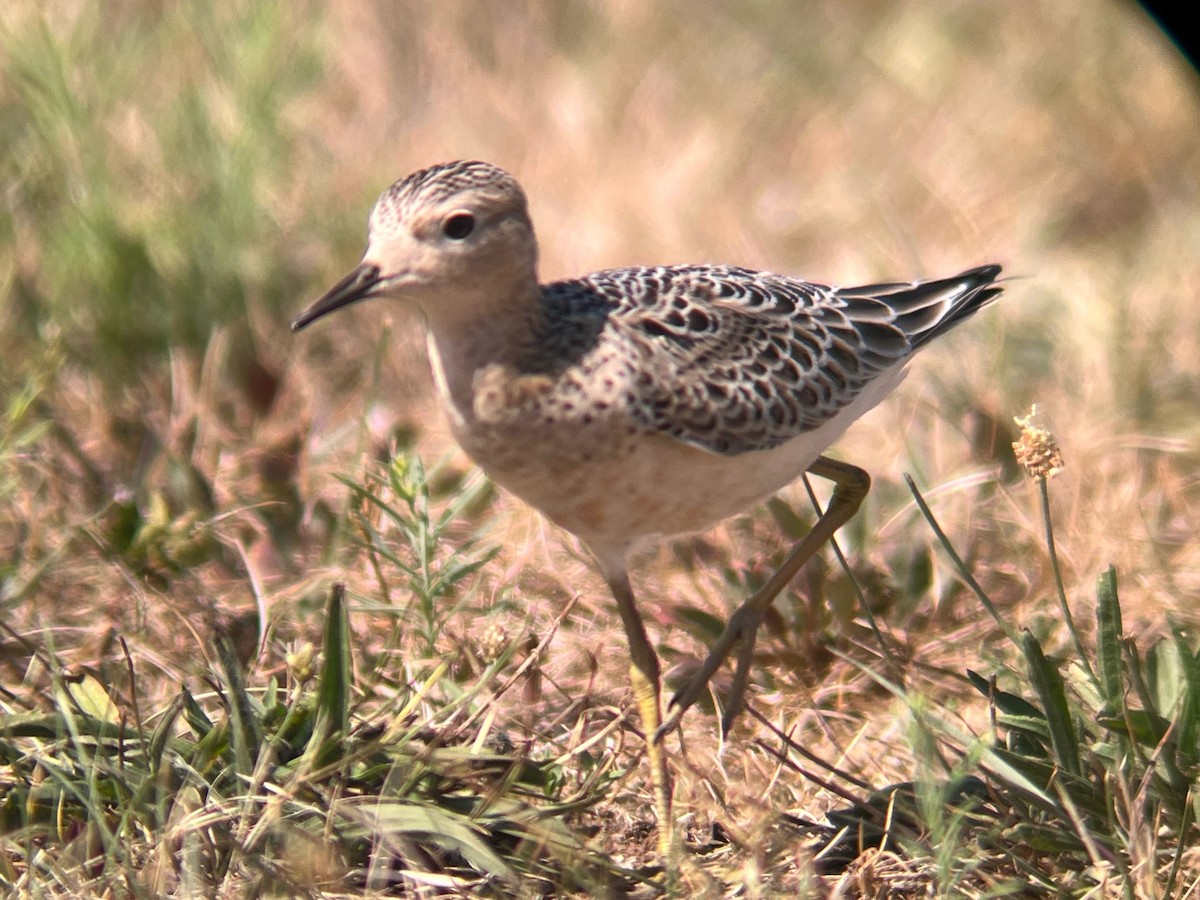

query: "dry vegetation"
(3, 1), (1200, 896)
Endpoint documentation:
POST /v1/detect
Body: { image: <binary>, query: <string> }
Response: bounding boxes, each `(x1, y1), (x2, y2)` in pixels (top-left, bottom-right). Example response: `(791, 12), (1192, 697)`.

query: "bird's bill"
(291, 262), (383, 331)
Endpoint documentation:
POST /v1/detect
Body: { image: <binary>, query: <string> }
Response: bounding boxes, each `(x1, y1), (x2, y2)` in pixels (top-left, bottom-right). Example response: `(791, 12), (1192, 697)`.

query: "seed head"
(1012, 404), (1064, 479)
(286, 642), (316, 685)
(477, 623), (510, 665)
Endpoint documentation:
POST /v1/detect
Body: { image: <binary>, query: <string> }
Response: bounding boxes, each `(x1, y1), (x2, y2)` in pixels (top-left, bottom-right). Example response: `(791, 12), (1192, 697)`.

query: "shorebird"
(292, 160), (1003, 857)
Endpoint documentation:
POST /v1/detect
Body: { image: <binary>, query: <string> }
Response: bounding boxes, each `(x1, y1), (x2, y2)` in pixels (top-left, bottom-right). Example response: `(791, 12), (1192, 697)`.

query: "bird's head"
(292, 160), (538, 332)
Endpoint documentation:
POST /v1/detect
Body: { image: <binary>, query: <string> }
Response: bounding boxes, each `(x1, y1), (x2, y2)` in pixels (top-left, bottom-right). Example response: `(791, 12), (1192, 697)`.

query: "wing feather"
(538, 264), (1002, 455)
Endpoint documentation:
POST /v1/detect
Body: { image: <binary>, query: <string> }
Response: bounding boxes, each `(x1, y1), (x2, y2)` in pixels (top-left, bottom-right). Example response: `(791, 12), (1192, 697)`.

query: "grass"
(3, 0), (1200, 895)
(1, 582), (617, 895)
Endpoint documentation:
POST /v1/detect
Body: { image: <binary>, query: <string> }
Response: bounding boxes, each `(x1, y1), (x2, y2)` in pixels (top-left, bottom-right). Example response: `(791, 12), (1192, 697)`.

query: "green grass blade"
(967, 669), (1047, 720)
(1096, 566), (1123, 710)
(1169, 622), (1200, 772)
(315, 581), (352, 739)
(1021, 631), (1081, 778)
(216, 635), (261, 776)
(905, 474), (1017, 643)
(344, 799), (516, 884)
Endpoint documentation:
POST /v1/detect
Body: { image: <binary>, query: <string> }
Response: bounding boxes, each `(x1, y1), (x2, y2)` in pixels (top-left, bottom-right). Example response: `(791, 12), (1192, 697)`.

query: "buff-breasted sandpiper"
(292, 160), (1004, 859)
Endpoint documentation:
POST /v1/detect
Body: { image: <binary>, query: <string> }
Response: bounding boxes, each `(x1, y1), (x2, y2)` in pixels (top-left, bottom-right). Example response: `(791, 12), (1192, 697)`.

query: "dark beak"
(291, 263), (384, 332)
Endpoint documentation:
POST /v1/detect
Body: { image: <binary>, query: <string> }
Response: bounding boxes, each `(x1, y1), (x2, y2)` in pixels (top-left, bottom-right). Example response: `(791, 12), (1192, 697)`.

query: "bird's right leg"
(606, 569), (680, 862)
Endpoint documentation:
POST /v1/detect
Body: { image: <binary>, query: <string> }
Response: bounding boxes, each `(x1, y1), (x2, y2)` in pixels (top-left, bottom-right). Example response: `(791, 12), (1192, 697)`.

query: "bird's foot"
(653, 604), (767, 743)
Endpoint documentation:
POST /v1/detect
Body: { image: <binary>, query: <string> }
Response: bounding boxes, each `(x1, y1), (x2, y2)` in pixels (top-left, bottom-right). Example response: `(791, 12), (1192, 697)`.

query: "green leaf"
(1021, 631), (1080, 778)
(180, 686), (213, 736)
(671, 604), (727, 642)
(148, 692), (185, 764)
(1146, 638), (1187, 719)
(995, 714), (1052, 745)
(1169, 622), (1200, 770)
(316, 581), (352, 738)
(61, 674), (119, 723)
(1097, 709), (1171, 747)
(1005, 821), (1085, 853)
(216, 635), (261, 775)
(1096, 566), (1123, 709)
(765, 496), (811, 540)
(981, 746), (1059, 812)
(341, 798), (515, 882)
(967, 669), (1046, 719)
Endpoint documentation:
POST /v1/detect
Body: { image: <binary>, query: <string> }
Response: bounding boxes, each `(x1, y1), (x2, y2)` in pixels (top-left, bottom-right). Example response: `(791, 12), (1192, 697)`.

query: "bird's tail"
(842, 264), (1004, 348)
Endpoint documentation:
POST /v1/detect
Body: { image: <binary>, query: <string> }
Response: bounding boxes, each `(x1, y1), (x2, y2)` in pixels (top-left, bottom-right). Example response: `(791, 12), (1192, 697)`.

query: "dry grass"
(3, 1), (1200, 896)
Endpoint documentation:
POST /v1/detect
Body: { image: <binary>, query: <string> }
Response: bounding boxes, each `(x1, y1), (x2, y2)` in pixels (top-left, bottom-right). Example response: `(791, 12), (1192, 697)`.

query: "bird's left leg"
(660, 455), (870, 737)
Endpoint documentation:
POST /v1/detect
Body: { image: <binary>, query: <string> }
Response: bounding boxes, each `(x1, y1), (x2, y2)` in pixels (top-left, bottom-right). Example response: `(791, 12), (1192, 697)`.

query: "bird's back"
(532, 263), (1003, 456)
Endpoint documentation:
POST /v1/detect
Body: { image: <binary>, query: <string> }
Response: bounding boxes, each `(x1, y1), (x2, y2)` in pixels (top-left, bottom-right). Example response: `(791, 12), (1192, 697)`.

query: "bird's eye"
(442, 212), (475, 240)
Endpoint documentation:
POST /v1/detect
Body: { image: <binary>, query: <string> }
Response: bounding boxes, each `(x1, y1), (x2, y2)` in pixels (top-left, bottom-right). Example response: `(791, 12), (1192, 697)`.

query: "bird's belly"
(457, 423), (834, 550)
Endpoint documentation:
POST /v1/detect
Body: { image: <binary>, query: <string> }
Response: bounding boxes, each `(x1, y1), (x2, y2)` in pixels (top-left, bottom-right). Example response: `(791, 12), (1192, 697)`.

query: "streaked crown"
(368, 160), (529, 239)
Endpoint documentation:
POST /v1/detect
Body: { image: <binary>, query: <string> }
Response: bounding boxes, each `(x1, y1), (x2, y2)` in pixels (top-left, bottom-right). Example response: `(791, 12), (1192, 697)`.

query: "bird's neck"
(422, 283), (545, 425)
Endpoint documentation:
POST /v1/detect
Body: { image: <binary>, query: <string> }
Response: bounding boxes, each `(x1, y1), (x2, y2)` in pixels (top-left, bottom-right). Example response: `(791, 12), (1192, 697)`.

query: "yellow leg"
(629, 659), (676, 860)
(659, 456), (871, 739)
(606, 569), (679, 862)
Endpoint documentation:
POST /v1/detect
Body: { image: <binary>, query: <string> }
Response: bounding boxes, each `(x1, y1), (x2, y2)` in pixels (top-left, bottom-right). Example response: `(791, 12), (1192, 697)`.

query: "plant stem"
(1038, 476), (1095, 682)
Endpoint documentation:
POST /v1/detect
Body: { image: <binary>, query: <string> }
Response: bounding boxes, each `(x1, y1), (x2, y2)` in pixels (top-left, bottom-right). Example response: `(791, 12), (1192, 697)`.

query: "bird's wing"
(564, 264), (1002, 455)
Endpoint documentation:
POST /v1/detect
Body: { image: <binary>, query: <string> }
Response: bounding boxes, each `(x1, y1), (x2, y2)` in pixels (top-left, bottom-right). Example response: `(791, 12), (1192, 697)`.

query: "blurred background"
(2, 0), (1199, 891)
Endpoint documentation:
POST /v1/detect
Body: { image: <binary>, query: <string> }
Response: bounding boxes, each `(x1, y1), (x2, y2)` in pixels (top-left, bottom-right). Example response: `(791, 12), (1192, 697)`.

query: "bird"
(291, 159), (1004, 859)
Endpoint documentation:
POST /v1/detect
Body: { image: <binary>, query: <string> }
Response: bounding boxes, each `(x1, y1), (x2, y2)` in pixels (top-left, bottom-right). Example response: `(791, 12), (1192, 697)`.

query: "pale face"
(292, 161), (539, 332)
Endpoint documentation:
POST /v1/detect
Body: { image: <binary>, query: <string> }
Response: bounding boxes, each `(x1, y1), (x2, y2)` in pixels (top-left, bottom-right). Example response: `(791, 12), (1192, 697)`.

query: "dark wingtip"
(931, 263), (1006, 335)
(889, 262), (1006, 348)
(959, 263), (1003, 284)
(974, 263), (1003, 278)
